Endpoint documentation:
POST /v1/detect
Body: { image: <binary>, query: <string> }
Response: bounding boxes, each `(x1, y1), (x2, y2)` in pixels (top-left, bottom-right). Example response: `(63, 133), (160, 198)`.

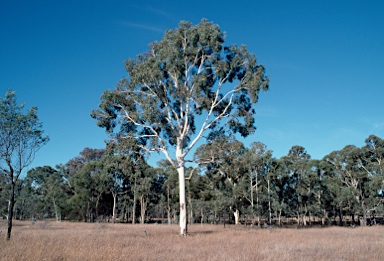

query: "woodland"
(2, 134), (384, 229)
(1, 19), (384, 241)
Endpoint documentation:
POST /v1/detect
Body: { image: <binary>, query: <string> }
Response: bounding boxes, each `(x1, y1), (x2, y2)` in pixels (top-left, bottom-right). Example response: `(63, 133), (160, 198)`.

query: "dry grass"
(1, 220), (384, 260)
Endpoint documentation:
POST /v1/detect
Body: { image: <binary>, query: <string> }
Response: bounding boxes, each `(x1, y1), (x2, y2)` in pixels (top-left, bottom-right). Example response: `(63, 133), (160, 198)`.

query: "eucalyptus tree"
(25, 166), (68, 221)
(362, 135), (384, 175)
(70, 160), (109, 222)
(91, 19), (269, 235)
(280, 146), (311, 226)
(309, 159), (332, 225)
(102, 141), (136, 223)
(321, 158), (349, 225)
(111, 136), (155, 224)
(0, 170), (7, 217)
(184, 166), (209, 224)
(156, 160), (179, 224)
(360, 135), (384, 220)
(194, 135), (247, 224)
(241, 142), (273, 226)
(268, 159), (290, 226)
(0, 90), (49, 240)
(302, 159), (328, 225)
(12, 178), (43, 220)
(324, 145), (374, 226)
(263, 154), (279, 225)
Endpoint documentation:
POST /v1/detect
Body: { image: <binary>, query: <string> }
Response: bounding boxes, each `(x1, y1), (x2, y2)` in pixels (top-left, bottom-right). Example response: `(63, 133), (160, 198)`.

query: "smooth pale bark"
(167, 186), (172, 225)
(250, 177), (254, 222)
(140, 195), (147, 224)
(255, 175), (261, 227)
(132, 180), (137, 224)
(175, 138), (188, 236)
(112, 192), (117, 223)
(132, 198), (136, 224)
(267, 179), (272, 225)
(177, 165), (187, 236)
(234, 209), (240, 225)
(52, 197), (60, 222)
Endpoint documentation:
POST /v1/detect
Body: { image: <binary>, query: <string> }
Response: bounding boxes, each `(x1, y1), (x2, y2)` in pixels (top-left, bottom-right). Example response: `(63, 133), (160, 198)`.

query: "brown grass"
(1, 220), (384, 260)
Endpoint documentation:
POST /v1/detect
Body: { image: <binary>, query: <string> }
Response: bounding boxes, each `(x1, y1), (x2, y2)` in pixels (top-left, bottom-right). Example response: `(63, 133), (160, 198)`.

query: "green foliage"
(6, 133), (384, 226)
(0, 89), (49, 239)
(91, 18), (269, 165)
(0, 90), (49, 179)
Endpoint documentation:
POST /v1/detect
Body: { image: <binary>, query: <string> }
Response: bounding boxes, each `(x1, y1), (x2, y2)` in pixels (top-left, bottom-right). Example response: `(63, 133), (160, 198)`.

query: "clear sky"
(1, 0), (383, 172)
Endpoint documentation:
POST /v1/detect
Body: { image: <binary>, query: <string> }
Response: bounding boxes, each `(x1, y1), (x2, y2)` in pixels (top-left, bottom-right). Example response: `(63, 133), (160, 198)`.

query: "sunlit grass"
(1, 220), (383, 260)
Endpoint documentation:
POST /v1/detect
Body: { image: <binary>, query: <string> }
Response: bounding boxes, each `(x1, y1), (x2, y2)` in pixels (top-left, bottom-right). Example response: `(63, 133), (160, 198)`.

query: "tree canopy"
(0, 89), (49, 239)
(91, 18), (269, 235)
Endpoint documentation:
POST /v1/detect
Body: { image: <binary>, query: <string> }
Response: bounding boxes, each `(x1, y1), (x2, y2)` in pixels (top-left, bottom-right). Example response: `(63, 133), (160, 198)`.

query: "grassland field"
(1, 220), (384, 260)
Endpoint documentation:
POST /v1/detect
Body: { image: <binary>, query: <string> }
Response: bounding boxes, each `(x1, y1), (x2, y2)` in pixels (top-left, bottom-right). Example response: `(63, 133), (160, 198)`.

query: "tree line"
(2, 133), (383, 228)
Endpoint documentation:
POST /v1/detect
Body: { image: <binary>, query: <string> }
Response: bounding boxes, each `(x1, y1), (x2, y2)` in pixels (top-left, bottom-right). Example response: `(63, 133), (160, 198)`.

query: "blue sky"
(1, 0), (383, 172)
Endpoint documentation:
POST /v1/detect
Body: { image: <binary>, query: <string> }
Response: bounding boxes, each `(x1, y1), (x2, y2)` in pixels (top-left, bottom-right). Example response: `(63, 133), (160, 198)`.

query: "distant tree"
(72, 160), (109, 222)
(0, 90), (49, 240)
(0, 170), (8, 217)
(65, 147), (105, 177)
(13, 177), (43, 220)
(309, 159), (332, 225)
(64, 148), (107, 222)
(280, 146), (311, 226)
(324, 145), (373, 226)
(92, 19), (269, 235)
(156, 160), (179, 224)
(360, 135), (384, 223)
(195, 135), (247, 224)
(241, 142), (273, 226)
(102, 142), (131, 223)
(25, 166), (69, 221)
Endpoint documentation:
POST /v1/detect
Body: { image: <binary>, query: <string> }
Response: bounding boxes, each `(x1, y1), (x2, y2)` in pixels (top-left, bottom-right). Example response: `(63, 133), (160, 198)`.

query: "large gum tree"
(91, 19), (269, 235)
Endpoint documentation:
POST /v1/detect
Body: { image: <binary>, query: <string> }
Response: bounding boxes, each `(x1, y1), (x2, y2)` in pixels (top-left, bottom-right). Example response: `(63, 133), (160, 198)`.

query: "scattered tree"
(0, 90), (49, 239)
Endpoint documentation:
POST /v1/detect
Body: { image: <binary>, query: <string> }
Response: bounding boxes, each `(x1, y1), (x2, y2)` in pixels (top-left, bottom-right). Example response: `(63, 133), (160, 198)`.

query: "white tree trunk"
(167, 186), (172, 225)
(267, 179), (272, 225)
(140, 195), (147, 225)
(234, 209), (240, 225)
(175, 138), (188, 236)
(112, 193), (117, 223)
(132, 176), (138, 224)
(52, 197), (60, 222)
(177, 165), (187, 236)
(132, 188), (137, 224)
